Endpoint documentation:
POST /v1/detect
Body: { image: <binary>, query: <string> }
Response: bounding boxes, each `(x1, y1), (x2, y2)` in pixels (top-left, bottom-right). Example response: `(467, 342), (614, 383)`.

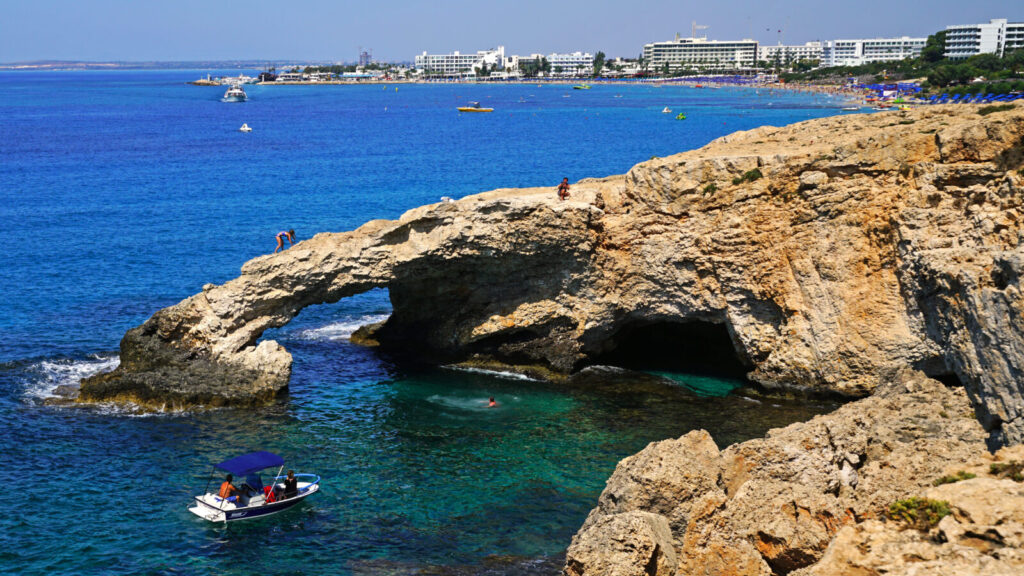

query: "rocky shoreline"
(564, 369), (1024, 576)
(76, 102), (1024, 573)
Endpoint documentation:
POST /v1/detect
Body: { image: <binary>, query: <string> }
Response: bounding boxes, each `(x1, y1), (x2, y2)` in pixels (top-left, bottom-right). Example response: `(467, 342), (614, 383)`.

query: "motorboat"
(841, 107), (860, 111)
(188, 451), (320, 522)
(662, 107), (672, 113)
(239, 123), (252, 132)
(457, 101), (493, 112)
(222, 84), (247, 103)
(573, 84), (591, 90)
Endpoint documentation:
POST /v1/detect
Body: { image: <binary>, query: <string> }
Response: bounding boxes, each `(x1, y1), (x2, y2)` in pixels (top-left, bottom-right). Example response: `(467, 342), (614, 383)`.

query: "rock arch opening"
(590, 319), (750, 379)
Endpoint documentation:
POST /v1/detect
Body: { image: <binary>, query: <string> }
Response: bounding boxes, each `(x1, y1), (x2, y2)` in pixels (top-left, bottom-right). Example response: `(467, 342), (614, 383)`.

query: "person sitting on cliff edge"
(274, 229), (296, 253)
(557, 177), (570, 201)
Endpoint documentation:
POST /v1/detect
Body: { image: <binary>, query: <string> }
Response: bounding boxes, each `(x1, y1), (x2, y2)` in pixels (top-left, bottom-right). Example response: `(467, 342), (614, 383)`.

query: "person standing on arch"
(557, 177), (570, 201)
(274, 229), (296, 253)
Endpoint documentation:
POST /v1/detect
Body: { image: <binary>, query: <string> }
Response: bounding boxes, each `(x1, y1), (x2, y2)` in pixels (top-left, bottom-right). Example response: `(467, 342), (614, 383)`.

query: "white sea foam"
(24, 354), (120, 400)
(295, 314), (390, 341)
(444, 365), (540, 381)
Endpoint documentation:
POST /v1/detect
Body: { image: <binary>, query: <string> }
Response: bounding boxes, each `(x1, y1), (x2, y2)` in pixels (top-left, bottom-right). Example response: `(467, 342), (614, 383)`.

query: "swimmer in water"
(488, 397), (497, 407)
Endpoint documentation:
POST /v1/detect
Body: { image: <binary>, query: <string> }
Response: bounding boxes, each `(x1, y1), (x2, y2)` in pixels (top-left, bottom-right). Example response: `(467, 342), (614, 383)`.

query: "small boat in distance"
(573, 84), (591, 90)
(189, 451), (320, 523)
(239, 123), (252, 132)
(841, 107), (860, 111)
(662, 107), (672, 113)
(457, 101), (493, 112)
(222, 84), (247, 103)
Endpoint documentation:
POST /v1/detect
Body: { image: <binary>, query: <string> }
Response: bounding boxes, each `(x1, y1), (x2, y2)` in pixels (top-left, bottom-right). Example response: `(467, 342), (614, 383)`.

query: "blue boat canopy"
(215, 451), (284, 476)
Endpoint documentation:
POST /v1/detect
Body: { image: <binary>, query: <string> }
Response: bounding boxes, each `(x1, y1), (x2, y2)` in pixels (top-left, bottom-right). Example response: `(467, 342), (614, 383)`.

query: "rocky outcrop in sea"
(79, 102), (1024, 573)
(564, 369), (1024, 575)
(82, 103), (1024, 446)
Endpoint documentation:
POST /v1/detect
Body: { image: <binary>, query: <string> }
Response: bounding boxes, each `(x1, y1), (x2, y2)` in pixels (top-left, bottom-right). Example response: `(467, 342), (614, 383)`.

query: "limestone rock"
(564, 511), (677, 576)
(794, 477), (1024, 576)
(83, 105), (1024, 443)
(566, 371), (992, 575)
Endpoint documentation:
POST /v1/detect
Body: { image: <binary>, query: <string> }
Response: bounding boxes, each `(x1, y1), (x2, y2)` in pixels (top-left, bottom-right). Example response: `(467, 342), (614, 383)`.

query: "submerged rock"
(82, 104), (1024, 445)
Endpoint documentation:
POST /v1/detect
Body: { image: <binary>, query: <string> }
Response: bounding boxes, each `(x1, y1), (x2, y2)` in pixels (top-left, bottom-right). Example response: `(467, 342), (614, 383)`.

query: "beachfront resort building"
(757, 42), (823, 65)
(642, 36), (759, 70)
(414, 46), (506, 76)
(545, 52), (595, 76)
(820, 37), (926, 67)
(944, 19), (1024, 59)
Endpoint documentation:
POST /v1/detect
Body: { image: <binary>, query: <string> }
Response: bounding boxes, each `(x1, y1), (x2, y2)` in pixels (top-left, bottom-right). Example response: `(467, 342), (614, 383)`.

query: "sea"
(0, 71), (851, 575)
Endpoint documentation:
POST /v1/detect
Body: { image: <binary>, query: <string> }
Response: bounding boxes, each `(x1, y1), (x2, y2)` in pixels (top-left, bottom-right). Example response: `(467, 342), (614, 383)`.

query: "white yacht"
(222, 84), (247, 103)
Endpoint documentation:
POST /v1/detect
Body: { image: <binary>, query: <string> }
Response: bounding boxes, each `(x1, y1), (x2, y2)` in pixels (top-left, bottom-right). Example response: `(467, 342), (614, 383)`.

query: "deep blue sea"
(0, 71), (849, 575)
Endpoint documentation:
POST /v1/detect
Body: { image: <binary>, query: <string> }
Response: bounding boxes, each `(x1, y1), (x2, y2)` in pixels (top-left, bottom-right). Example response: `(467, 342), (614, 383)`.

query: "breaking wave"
(295, 314), (391, 341)
(444, 365), (540, 381)
(23, 354), (119, 400)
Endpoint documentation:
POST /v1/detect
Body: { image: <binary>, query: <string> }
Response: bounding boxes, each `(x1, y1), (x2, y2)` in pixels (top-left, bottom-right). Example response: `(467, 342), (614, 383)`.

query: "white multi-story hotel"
(820, 37), (925, 67)
(944, 19), (1024, 59)
(546, 51), (595, 76)
(643, 36), (759, 70)
(757, 42), (823, 65)
(414, 46), (505, 76)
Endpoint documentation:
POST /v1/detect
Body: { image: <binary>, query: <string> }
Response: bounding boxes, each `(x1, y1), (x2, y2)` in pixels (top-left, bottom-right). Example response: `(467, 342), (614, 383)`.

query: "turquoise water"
(0, 72), (847, 575)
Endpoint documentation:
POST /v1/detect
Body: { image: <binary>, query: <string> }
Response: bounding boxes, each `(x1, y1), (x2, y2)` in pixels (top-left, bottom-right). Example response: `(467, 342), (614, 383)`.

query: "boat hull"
(457, 107), (492, 112)
(222, 96), (247, 103)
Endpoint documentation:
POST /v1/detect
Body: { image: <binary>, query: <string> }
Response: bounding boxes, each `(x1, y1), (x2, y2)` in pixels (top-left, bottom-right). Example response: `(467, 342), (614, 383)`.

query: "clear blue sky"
(0, 0), (1017, 62)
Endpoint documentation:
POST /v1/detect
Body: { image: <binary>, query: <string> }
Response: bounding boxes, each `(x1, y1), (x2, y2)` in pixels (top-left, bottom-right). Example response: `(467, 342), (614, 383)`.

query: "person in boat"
(274, 229), (296, 253)
(219, 473), (241, 503)
(283, 470), (299, 499)
(488, 397), (497, 408)
(557, 178), (570, 201)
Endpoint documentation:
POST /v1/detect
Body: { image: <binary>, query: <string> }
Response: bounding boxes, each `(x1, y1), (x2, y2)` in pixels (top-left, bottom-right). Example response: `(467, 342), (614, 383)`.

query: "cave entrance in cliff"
(591, 319), (750, 379)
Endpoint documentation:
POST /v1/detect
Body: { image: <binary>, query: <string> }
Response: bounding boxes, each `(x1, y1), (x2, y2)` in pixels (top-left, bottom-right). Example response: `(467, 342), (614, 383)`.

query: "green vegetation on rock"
(887, 497), (951, 530)
(932, 470), (976, 486)
(979, 104), (1017, 116)
(732, 169), (763, 186)
(990, 461), (1024, 482)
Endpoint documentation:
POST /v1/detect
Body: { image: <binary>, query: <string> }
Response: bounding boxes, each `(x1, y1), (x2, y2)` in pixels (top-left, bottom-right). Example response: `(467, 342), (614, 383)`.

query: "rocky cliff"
(564, 369), (1024, 576)
(81, 104), (1024, 445)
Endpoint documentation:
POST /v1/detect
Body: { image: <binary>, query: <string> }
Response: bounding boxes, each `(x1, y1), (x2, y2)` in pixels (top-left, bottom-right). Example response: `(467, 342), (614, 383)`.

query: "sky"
(0, 0), (1018, 63)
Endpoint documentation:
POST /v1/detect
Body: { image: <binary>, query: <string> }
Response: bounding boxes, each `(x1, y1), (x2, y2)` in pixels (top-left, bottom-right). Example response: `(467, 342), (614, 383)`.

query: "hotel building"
(642, 36), (759, 70)
(414, 46), (506, 76)
(944, 19), (1024, 59)
(758, 42), (823, 65)
(546, 51), (595, 76)
(820, 37), (926, 67)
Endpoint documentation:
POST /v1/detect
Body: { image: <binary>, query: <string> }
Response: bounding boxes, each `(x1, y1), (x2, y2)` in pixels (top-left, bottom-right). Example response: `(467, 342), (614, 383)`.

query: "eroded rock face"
(564, 511), (678, 576)
(793, 449), (1024, 576)
(82, 104), (1024, 443)
(564, 371), (992, 575)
